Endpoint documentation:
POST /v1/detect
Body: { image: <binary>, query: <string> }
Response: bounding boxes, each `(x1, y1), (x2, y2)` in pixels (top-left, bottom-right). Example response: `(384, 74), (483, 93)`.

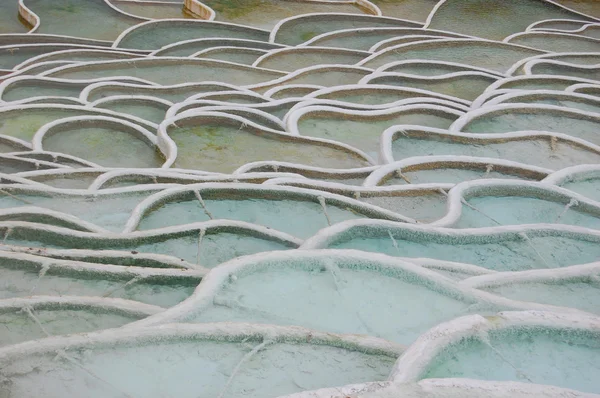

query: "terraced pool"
(0, 0), (599, 397)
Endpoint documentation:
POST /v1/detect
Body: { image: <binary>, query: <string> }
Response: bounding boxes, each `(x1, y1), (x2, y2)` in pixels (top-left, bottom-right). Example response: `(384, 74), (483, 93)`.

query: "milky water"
(6, 228), (294, 268)
(0, 308), (141, 347)
(329, 234), (600, 271)
(134, 232), (294, 267)
(198, 265), (484, 345)
(1, 0), (600, 395)
(0, 190), (156, 232)
(137, 197), (367, 238)
(391, 133), (600, 169)
(457, 196), (600, 229)
(562, 178), (600, 202)
(485, 280), (600, 315)
(359, 193), (448, 223)
(1, 339), (395, 398)
(423, 328), (600, 394)
(0, 264), (196, 307)
(387, 168), (538, 185)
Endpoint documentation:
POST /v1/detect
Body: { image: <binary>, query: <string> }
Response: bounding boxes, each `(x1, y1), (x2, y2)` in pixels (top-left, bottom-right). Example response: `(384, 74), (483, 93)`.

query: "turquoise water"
(0, 189), (156, 232)
(0, 307), (144, 347)
(485, 280), (600, 315)
(2, 337), (396, 398)
(0, 259), (197, 307)
(1, 1), (600, 396)
(423, 328), (600, 394)
(198, 263), (484, 345)
(137, 196), (368, 238)
(328, 232), (600, 271)
(457, 195), (600, 229)
(562, 177), (600, 201)
(5, 226), (294, 267)
(390, 130), (600, 169)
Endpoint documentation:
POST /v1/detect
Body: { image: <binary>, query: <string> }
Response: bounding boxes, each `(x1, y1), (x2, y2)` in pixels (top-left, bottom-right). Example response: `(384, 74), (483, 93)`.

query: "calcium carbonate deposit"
(0, 0), (599, 397)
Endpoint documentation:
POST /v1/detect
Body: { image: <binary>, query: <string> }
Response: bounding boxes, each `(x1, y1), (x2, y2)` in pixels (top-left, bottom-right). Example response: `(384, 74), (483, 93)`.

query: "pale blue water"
(423, 328), (600, 394)
(2, 338), (396, 398)
(1, 1), (599, 396)
(562, 178), (600, 202)
(196, 259), (487, 345)
(329, 233), (600, 271)
(138, 197), (367, 238)
(486, 281), (600, 315)
(457, 196), (600, 229)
